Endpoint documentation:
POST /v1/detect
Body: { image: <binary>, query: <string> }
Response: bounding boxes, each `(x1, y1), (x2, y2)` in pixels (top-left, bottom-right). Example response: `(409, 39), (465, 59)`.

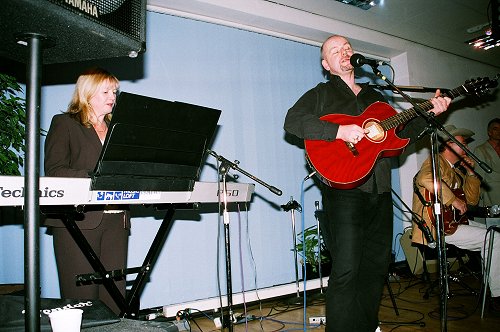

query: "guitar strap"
(413, 172), (431, 206)
(453, 162), (466, 188)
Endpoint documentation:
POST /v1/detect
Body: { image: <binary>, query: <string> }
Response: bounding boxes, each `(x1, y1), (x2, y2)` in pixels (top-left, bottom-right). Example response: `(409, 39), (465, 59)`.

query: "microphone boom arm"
(207, 149), (282, 196)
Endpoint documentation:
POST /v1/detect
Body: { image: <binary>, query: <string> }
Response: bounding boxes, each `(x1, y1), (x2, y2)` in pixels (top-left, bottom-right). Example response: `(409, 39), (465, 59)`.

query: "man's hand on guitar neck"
(428, 89), (451, 116)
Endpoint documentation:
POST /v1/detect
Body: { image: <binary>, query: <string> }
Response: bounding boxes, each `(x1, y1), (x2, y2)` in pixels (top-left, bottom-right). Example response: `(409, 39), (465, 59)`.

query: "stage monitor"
(91, 92), (221, 192)
(0, 0), (146, 64)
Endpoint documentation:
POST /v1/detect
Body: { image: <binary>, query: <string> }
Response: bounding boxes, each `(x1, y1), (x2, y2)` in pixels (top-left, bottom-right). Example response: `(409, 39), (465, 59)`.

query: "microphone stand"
(368, 64), (492, 332)
(281, 198), (303, 304)
(314, 201), (325, 295)
(370, 84), (451, 94)
(207, 150), (282, 332)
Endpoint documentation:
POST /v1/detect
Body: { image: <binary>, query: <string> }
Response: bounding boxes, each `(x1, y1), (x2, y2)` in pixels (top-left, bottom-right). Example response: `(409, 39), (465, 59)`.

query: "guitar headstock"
(463, 74), (499, 97)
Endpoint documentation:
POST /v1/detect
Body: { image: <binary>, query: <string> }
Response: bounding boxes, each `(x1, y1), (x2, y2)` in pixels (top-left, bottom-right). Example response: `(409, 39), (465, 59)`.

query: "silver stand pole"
(281, 198), (303, 302)
(481, 226), (499, 318)
(314, 201), (324, 293)
(207, 150), (282, 329)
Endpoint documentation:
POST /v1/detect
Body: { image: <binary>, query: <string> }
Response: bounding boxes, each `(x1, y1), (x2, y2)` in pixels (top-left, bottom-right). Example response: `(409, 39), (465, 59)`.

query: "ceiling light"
(466, 0), (500, 50)
(334, 0), (380, 10)
(466, 28), (500, 50)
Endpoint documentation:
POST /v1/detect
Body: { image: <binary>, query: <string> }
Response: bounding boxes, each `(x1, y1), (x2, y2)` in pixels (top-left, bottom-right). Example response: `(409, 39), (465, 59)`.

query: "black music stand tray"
(52, 92), (221, 318)
(92, 92), (221, 192)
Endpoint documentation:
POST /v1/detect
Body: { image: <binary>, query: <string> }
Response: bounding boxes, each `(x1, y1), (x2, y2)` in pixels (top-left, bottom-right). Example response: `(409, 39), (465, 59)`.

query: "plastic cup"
(48, 309), (83, 332)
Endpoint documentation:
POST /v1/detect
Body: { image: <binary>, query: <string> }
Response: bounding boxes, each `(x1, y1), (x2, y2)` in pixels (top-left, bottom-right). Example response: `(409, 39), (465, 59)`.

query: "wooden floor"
(175, 270), (500, 332)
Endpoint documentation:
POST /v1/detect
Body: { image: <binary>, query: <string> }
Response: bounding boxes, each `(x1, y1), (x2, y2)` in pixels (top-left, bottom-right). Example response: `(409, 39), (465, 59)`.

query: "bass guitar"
(304, 76), (498, 189)
(424, 188), (468, 235)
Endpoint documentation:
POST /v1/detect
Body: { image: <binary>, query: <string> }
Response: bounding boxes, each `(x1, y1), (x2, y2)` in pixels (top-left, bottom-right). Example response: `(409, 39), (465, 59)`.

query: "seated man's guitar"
(423, 188), (469, 235)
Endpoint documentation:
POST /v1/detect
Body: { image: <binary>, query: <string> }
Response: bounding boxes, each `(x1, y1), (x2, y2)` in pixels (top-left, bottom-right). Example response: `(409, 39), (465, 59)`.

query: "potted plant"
(0, 72), (26, 176)
(0, 73), (27, 224)
(295, 225), (331, 278)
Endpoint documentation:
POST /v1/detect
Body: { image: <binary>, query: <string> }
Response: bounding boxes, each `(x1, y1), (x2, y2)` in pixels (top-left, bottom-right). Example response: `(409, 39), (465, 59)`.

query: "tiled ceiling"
(148, 0), (500, 68)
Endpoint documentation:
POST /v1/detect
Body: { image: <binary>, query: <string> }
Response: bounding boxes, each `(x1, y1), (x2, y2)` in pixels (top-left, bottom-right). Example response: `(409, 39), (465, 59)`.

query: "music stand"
(91, 91), (221, 191)
(57, 92), (221, 317)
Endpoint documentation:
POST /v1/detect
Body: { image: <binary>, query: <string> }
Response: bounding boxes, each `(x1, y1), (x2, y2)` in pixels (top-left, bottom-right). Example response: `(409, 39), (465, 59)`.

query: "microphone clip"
(281, 200), (302, 212)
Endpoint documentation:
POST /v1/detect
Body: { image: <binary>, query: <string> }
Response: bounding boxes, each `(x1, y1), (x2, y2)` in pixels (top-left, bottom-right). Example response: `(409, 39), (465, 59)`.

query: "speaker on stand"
(0, 0), (146, 64)
(492, 0), (499, 37)
(0, 1), (146, 331)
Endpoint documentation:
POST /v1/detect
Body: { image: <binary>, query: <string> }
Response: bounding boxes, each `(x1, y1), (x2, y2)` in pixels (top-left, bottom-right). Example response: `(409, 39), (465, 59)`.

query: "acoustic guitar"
(304, 76), (498, 189)
(423, 188), (468, 235)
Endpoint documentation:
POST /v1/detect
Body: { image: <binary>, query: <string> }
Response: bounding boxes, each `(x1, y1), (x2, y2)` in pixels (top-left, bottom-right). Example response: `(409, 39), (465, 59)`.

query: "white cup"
(48, 309), (83, 332)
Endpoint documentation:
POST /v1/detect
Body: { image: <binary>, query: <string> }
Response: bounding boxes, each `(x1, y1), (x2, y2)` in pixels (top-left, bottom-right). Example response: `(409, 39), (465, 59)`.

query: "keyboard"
(0, 176), (254, 206)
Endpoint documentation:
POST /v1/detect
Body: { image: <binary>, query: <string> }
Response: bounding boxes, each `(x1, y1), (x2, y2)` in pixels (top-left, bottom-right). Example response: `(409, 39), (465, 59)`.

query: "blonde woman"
(44, 67), (129, 315)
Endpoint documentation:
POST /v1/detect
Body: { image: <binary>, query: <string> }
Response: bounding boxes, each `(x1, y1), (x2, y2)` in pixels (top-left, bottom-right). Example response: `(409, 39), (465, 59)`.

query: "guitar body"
(304, 101), (409, 189)
(424, 188), (469, 235)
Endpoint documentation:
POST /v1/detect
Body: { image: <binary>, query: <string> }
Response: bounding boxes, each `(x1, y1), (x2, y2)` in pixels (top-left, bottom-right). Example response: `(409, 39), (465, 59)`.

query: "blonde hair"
(66, 67), (119, 127)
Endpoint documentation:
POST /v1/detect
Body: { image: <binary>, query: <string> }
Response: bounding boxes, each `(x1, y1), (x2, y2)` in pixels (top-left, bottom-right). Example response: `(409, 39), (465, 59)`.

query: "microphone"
(466, 204), (500, 218)
(413, 174), (431, 207)
(350, 53), (385, 68)
(413, 217), (436, 249)
(488, 204), (500, 217)
(269, 186), (283, 196)
(421, 223), (437, 249)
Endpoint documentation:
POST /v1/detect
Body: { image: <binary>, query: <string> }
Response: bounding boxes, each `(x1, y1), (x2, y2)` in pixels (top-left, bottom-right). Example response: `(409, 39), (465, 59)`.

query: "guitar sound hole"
(365, 121), (385, 142)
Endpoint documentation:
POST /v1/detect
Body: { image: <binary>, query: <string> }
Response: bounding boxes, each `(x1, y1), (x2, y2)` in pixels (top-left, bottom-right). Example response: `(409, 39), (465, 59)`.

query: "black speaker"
(0, 0), (146, 64)
(493, 0), (500, 37)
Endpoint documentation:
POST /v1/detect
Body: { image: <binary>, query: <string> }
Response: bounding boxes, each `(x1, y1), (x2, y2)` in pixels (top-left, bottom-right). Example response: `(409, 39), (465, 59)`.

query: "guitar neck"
(381, 84), (467, 131)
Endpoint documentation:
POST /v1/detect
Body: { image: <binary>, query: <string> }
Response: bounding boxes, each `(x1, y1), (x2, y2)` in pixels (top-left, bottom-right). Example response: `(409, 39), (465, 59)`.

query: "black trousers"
(320, 186), (393, 332)
(52, 212), (129, 315)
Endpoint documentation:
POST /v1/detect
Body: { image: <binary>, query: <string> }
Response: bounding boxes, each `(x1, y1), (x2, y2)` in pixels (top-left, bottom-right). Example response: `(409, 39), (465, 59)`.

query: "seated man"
(411, 125), (500, 311)
(474, 118), (500, 228)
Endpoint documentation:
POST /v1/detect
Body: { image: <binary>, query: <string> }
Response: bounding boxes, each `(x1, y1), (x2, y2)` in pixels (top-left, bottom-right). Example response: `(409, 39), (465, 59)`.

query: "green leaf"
(0, 73), (26, 175)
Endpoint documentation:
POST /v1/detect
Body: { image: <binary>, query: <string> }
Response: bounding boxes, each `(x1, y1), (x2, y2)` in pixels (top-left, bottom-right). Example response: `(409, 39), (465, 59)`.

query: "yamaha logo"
(63, 0), (99, 18)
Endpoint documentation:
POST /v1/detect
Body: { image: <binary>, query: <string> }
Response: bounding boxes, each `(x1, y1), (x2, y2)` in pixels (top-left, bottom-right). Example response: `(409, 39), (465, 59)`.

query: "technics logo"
(0, 187), (64, 199)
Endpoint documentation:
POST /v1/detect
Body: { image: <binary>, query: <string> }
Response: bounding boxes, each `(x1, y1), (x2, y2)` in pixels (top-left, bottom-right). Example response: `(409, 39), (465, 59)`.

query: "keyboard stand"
(51, 204), (180, 318)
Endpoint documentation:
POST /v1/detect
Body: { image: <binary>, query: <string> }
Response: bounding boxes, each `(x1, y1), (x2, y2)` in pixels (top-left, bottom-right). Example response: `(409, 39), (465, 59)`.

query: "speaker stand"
(19, 32), (53, 332)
